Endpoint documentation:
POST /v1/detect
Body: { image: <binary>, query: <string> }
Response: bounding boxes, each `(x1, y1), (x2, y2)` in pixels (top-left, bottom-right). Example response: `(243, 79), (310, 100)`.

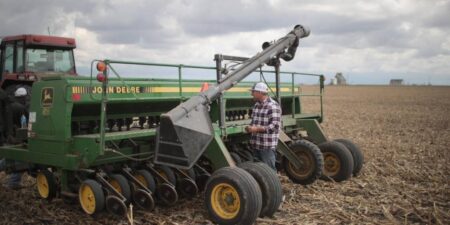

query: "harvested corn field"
(1, 85), (449, 224)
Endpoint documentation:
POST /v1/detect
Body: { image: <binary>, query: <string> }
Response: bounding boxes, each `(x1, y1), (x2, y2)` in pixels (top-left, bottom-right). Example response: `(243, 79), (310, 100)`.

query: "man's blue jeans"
(0, 159), (22, 188)
(253, 149), (276, 171)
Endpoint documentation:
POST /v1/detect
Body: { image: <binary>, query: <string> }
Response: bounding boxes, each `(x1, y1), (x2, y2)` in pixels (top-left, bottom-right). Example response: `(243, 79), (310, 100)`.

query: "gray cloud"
(1, 0), (449, 84)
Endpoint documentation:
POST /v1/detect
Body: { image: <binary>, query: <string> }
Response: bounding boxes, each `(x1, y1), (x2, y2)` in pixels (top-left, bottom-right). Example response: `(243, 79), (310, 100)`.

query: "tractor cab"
(0, 34), (77, 144)
(0, 34), (77, 89)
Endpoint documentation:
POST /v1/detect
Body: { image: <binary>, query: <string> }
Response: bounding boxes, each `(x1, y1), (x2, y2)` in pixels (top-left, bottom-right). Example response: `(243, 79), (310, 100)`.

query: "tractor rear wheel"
(282, 140), (324, 185)
(335, 139), (364, 176)
(319, 141), (354, 182)
(239, 162), (282, 217)
(205, 167), (262, 225)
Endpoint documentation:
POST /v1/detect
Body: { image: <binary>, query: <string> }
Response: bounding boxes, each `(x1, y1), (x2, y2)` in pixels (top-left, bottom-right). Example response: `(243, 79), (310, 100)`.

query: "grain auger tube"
(155, 24), (310, 169)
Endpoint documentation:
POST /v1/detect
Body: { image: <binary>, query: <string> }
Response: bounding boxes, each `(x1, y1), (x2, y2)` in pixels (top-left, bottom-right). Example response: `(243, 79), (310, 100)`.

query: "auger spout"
(155, 25), (310, 169)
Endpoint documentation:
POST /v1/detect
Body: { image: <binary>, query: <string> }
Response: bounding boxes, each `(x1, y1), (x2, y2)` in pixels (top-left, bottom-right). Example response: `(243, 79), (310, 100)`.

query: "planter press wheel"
(156, 183), (178, 206)
(334, 138), (364, 176)
(195, 173), (210, 192)
(134, 169), (156, 193)
(319, 141), (354, 182)
(108, 174), (131, 202)
(239, 162), (283, 217)
(36, 169), (57, 201)
(282, 139), (324, 185)
(106, 195), (127, 216)
(205, 167), (262, 225)
(177, 178), (199, 198)
(240, 150), (254, 162)
(229, 152), (242, 164)
(133, 188), (155, 210)
(154, 165), (177, 186)
(79, 179), (105, 215)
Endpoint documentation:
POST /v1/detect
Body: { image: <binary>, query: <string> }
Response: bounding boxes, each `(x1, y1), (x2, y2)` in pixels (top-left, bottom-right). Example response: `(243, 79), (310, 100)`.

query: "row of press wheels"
(35, 164), (202, 216)
(229, 138), (364, 185)
(34, 161), (282, 225)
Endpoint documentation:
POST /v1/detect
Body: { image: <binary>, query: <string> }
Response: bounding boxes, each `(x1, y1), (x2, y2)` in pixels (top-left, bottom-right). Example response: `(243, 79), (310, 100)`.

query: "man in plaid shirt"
(245, 82), (281, 170)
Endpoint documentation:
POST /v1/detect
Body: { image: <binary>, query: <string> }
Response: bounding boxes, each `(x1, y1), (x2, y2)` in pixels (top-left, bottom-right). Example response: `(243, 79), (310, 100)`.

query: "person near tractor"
(0, 86), (29, 189)
(6, 86), (30, 142)
(245, 82), (282, 170)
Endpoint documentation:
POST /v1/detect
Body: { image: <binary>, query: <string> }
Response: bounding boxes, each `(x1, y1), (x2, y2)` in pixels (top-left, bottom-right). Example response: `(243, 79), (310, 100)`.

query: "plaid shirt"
(250, 97), (281, 150)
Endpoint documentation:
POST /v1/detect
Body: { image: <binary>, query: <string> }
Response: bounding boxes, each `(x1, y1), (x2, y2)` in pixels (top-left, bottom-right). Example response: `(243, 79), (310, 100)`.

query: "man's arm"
(265, 104), (281, 134)
(246, 104), (281, 133)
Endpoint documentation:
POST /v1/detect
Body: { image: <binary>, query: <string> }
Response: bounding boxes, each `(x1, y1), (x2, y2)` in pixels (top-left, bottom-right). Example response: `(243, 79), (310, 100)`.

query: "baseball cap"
(14, 87), (27, 97)
(250, 82), (268, 93)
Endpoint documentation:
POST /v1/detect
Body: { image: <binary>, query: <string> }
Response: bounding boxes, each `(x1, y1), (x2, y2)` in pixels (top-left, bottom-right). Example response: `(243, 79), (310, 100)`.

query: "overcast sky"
(1, 0), (449, 85)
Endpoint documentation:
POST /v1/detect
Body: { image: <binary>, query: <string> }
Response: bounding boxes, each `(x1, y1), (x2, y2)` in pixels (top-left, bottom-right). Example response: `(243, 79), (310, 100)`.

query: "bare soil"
(1, 85), (449, 225)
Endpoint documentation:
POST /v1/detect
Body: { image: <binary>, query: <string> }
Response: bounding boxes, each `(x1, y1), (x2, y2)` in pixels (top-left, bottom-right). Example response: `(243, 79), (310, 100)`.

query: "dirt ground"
(1, 85), (449, 225)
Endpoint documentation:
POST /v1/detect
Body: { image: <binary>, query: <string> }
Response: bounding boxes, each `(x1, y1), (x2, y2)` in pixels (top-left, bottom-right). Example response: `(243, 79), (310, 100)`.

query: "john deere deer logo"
(41, 88), (53, 107)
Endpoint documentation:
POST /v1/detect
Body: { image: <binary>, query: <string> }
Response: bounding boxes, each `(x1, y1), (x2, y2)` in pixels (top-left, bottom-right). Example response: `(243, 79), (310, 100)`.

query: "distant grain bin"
(329, 78), (337, 85)
(390, 79), (404, 86)
(335, 72), (347, 85)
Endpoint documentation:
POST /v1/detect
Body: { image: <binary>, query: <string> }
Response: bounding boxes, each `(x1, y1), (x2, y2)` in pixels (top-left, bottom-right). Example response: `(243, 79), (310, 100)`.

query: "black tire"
(177, 178), (199, 198)
(282, 140), (324, 185)
(154, 165), (177, 186)
(229, 152), (242, 164)
(132, 188), (155, 210)
(105, 195), (127, 216)
(240, 150), (254, 162)
(156, 183), (179, 206)
(36, 169), (58, 201)
(318, 141), (354, 182)
(239, 162), (282, 217)
(205, 167), (262, 225)
(335, 139), (364, 176)
(79, 179), (105, 215)
(134, 169), (156, 193)
(177, 168), (196, 180)
(109, 174), (131, 202)
(186, 168), (196, 180)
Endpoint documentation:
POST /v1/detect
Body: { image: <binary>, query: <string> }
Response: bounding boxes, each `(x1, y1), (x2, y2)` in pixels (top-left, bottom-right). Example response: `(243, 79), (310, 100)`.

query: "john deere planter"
(0, 25), (363, 224)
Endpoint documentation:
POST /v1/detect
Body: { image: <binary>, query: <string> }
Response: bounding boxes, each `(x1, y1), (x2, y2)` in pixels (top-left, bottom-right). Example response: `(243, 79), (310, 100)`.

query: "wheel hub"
(211, 183), (240, 219)
(323, 152), (340, 176)
(37, 172), (49, 198)
(79, 184), (96, 214)
(288, 151), (314, 178)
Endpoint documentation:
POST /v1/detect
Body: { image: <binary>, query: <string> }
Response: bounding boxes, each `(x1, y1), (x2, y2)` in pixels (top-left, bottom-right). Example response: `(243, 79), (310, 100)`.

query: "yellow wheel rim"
(109, 179), (122, 194)
(135, 174), (148, 188)
(157, 169), (168, 180)
(79, 183), (96, 214)
(287, 151), (314, 179)
(156, 169), (171, 184)
(323, 152), (341, 176)
(210, 183), (240, 219)
(37, 172), (49, 198)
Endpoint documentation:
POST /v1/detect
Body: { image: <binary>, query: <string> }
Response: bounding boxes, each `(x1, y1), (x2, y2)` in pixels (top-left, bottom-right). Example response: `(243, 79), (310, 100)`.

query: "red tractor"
(0, 34), (77, 143)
